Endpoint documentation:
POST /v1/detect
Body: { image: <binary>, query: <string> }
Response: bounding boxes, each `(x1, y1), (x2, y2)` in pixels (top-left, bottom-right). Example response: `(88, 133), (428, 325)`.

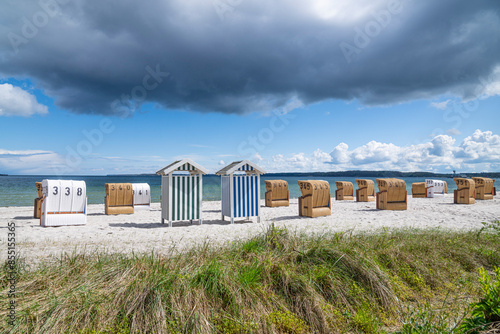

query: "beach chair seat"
(265, 180), (289, 207)
(453, 178), (475, 204)
(426, 179), (446, 198)
(355, 179), (375, 202)
(132, 183), (151, 210)
(472, 177), (495, 200)
(298, 180), (331, 217)
(411, 182), (427, 198)
(335, 181), (354, 201)
(105, 183), (134, 215)
(40, 180), (87, 227)
(376, 178), (407, 210)
(34, 181), (43, 218)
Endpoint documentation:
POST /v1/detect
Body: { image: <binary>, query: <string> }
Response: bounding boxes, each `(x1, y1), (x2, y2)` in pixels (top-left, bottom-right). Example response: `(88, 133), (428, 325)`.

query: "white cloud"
(330, 142), (350, 163)
(0, 149), (65, 174)
(478, 66), (500, 98)
(458, 129), (500, 163)
(264, 148), (332, 172)
(274, 96), (304, 115)
(0, 84), (48, 117)
(447, 128), (461, 136)
(218, 160), (225, 165)
(430, 99), (452, 110)
(262, 129), (500, 173)
(252, 152), (263, 162)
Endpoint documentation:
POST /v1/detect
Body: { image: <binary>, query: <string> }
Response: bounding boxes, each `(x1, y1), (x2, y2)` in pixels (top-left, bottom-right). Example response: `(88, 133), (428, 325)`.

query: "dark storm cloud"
(0, 0), (499, 116)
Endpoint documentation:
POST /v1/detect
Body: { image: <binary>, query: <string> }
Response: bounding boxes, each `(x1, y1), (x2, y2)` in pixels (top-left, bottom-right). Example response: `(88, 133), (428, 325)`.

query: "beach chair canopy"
(335, 181), (354, 200)
(412, 182), (426, 198)
(298, 180), (331, 217)
(453, 178), (475, 204)
(376, 178), (407, 210)
(105, 183), (134, 215)
(41, 180), (87, 226)
(472, 177), (495, 200)
(265, 180), (289, 207)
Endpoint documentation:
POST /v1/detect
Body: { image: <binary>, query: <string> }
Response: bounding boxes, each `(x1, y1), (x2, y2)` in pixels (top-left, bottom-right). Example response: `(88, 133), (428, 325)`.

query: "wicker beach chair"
(453, 178), (475, 204)
(472, 177), (495, 200)
(355, 179), (375, 202)
(411, 182), (427, 198)
(376, 178), (407, 210)
(265, 180), (289, 207)
(335, 181), (354, 201)
(105, 183), (134, 215)
(34, 182), (43, 218)
(298, 180), (331, 217)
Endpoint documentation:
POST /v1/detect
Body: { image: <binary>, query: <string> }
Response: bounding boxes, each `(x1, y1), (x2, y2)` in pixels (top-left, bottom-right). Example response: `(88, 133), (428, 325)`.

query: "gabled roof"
(156, 159), (209, 175)
(215, 160), (266, 175)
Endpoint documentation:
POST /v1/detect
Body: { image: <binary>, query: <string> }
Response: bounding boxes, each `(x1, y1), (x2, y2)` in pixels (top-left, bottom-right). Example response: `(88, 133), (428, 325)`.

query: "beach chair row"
(34, 181), (151, 226)
(32, 159), (496, 227)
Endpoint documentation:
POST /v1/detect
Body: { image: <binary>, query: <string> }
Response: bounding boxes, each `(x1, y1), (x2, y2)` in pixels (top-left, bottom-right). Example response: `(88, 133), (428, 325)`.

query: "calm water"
(0, 175), (458, 207)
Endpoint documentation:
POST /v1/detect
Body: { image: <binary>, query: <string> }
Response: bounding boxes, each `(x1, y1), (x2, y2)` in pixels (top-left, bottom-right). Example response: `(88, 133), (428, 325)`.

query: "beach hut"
(156, 159), (208, 227)
(425, 179), (446, 198)
(376, 178), (407, 210)
(411, 182), (427, 198)
(453, 178), (475, 204)
(132, 183), (151, 210)
(472, 177), (495, 200)
(335, 181), (354, 200)
(216, 160), (265, 224)
(355, 179), (375, 202)
(265, 180), (289, 207)
(105, 183), (134, 215)
(34, 181), (43, 218)
(40, 180), (87, 227)
(298, 180), (331, 217)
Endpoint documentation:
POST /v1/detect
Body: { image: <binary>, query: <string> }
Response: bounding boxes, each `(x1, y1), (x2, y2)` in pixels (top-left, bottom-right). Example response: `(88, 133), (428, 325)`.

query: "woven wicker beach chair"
(355, 179), (375, 202)
(298, 180), (331, 217)
(376, 178), (407, 210)
(335, 181), (354, 201)
(472, 177), (495, 200)
(34, 181), (43, 218)
(265, 180), (289, 207)
(105, 183), (134, 215)
(411, 182), (427, 198)
(453, 178), (475, 204)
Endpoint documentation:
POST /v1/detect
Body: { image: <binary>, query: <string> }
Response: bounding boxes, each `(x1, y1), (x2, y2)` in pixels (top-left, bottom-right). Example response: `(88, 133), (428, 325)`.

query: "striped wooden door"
(233, 175), (259, 218)
(171, 174), (201, 221)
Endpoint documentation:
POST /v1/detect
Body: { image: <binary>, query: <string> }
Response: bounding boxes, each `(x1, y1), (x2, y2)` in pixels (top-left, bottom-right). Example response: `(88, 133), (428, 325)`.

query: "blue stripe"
(254, 176), (258, 215)
(238, 177), (244, 217)
(250, 176), (255, 216)
(233, 177), (237, 217)
(245, 177), (249, 216)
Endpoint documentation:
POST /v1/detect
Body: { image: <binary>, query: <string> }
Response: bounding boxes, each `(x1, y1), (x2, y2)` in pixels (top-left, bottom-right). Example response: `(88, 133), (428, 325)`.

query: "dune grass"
(1, 223), (500, 333)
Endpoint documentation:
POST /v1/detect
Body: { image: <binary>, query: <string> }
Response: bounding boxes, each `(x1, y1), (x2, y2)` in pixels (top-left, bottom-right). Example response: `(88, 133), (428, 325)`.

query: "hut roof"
(215, 160), (265, 175)
(156, 159), (209, 175)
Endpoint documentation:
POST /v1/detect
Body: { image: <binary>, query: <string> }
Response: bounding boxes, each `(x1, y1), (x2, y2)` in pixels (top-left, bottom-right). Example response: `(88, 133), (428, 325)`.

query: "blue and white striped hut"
(156, 159), (209, 227)
(216, 160), (265, 224)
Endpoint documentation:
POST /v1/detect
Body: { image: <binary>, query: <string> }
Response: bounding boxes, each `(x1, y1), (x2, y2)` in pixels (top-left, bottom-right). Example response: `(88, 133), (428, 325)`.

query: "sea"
(0, 175), (459, 207)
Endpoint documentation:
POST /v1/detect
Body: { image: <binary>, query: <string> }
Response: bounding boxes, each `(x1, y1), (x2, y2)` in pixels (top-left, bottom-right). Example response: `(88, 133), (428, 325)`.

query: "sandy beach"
(1, 195), (499, 265)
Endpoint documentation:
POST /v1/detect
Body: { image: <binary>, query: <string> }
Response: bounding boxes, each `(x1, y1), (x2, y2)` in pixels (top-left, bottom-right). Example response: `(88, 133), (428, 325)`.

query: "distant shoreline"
(2, 171), (499, 178)
(104, 171), (500, 178)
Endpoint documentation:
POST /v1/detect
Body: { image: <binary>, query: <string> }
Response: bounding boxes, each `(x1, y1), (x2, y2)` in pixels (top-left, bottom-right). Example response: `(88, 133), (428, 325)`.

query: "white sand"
(1, 195), (499, 265)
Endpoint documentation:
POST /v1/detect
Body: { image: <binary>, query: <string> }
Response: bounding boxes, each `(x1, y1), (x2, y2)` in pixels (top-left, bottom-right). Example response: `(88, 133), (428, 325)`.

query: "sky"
(0, 0), (499, 175)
